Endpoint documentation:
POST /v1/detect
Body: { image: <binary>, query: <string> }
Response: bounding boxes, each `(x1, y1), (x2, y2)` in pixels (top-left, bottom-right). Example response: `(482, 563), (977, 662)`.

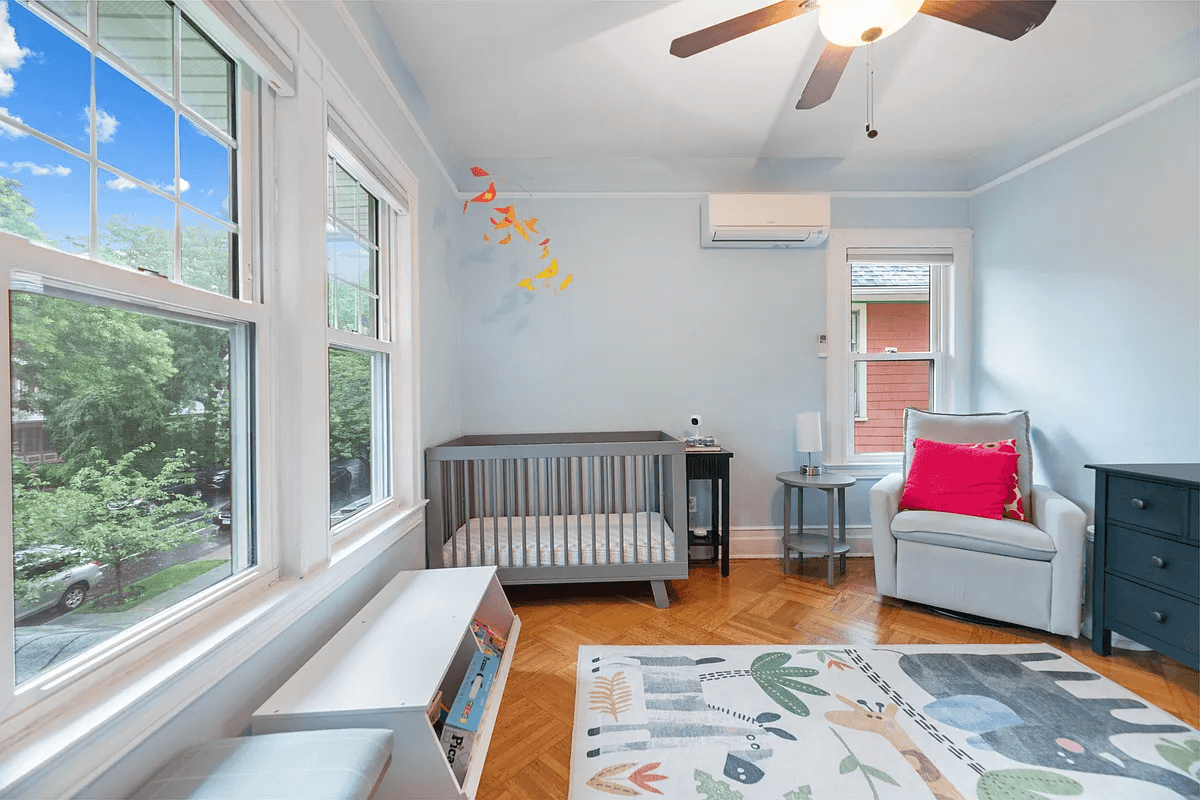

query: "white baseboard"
(689, 526), (875, 559)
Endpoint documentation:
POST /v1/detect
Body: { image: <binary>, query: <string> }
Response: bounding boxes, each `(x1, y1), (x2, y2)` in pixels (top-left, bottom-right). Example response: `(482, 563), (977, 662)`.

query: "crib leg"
(650, 580), (670, 609)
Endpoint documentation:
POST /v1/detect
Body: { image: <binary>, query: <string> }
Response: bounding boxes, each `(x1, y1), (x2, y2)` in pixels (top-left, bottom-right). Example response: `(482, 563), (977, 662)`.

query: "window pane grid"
(2, 1), (241, 298)
(326, 154), (380, 337)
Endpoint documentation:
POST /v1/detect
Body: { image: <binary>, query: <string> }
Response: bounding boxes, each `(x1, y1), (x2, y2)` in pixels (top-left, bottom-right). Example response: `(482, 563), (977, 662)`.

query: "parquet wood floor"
(478, 558), (1199, 800)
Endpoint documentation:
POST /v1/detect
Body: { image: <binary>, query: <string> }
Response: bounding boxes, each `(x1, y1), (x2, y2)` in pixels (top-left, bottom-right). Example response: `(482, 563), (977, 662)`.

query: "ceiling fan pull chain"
(865, 42), (878, 139)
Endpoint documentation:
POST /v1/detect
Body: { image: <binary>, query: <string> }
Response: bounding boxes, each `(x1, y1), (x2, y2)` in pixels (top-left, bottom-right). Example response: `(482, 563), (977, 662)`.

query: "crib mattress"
(444, 511), (677, 568)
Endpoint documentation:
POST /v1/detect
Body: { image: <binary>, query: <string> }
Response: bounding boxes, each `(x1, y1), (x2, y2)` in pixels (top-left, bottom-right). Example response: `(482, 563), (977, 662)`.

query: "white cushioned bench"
(130, 728), (392, 800)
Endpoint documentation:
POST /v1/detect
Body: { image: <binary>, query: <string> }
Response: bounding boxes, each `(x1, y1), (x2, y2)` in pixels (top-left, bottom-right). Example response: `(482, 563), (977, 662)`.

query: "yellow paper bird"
(513, 219), (530, 241)
(560, 274), (573, 290)
(498, 233), (511, 245)
(517, 278), (535, 291)
(540, 248), (549, 259)
(534, 258), (559, 280)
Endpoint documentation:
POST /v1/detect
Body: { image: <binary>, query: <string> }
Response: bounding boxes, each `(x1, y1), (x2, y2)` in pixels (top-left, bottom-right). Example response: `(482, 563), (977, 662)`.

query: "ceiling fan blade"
(796, 43), (854, 110)
(670, 1), (812, 58)
(918, 0), (1056, 41)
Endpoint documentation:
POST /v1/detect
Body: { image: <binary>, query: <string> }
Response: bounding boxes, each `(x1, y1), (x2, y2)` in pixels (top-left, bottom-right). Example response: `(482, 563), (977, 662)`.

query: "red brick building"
(851, 265), (931, 454)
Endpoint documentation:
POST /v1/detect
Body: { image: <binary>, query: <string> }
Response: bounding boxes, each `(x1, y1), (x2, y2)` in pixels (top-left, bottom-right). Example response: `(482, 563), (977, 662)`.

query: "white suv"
(14, 546), (103, 621)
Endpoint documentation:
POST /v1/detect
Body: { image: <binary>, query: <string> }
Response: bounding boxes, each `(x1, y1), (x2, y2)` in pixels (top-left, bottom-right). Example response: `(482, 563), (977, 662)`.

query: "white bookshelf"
(251, 566), (520, 800)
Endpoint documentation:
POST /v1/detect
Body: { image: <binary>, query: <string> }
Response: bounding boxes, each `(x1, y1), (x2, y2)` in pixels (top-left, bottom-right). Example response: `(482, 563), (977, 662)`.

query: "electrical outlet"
(688, 496), (698, 512)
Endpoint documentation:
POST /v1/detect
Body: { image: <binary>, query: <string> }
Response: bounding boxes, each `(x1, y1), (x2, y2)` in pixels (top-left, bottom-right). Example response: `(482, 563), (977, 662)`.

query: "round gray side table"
(776, 471), (856, 586)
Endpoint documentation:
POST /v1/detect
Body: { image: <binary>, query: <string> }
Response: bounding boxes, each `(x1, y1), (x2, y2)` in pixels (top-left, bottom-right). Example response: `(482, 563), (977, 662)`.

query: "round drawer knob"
(1131, 498), (1146, 510)
(1151, 611), (1167, 623)
(1150, 556), (1167, 569)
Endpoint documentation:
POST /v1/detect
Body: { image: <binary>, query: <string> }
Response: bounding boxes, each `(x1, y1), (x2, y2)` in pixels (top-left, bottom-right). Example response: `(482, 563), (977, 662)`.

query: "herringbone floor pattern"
(478, 557), (1199, 800)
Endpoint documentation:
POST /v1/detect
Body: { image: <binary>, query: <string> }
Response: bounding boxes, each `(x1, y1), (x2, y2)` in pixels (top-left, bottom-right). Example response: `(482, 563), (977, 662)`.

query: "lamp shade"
(818, 0), (923, 47)
(795, 412), (823, 453)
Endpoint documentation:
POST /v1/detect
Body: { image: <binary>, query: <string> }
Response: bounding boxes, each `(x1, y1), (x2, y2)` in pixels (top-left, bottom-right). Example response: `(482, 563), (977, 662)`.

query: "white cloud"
(5, 160), (71, 177)
(0, 105), (26, 138)
(177, 177), (190, 193)
(88, 107), (119, 143)
(106, 175), (139, 191)
(0, 1), (32, 98)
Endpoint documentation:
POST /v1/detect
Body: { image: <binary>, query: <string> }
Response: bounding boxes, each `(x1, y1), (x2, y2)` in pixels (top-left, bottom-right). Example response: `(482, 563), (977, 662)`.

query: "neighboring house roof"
(851, 264), (930, 287)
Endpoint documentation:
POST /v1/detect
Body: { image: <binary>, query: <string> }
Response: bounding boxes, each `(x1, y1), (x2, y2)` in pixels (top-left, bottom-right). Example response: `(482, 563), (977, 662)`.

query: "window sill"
(0, 507), (424, 798)
(822, 462), (902, 481)
(331, 500), (426, 565)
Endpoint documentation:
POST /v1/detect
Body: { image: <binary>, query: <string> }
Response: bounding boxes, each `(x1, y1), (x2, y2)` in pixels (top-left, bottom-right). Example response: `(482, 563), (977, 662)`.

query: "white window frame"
(824, 229), (973, 473)
(0, 0), (272, 740)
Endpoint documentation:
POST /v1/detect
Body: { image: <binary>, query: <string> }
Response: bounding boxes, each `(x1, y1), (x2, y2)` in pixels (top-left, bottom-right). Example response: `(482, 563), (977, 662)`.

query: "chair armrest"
(869, 473), (905, 596)
(1032, 484), (1087, 637)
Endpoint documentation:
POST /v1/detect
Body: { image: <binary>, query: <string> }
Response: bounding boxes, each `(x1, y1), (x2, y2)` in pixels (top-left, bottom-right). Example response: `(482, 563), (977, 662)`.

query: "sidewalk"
(74, 541), (232, 628)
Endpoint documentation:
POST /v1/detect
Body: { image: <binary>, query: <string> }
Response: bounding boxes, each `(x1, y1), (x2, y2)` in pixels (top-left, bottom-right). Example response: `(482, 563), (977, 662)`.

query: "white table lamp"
(795, 412), (824, 475)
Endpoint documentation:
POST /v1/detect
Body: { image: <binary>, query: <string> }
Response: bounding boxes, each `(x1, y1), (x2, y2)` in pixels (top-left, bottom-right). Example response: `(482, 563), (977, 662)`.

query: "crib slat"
(521, 458), (529, 568)
(576, 457), (583, 566)
(534, 458), (542, 567)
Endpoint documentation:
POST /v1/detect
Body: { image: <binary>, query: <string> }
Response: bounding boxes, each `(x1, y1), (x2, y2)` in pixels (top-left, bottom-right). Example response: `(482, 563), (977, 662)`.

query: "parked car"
(212, 502), (232, 531)
(197, 466), (231, 498)
(14, 546), (103, 620)
(330, 464), (352, 498)
(214, 466), (353, 531)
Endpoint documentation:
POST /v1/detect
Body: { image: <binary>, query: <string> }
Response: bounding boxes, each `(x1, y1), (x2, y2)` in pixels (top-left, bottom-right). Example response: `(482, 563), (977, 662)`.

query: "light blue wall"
(969, 90), (1200, 516)
(459, 196), (968, 529)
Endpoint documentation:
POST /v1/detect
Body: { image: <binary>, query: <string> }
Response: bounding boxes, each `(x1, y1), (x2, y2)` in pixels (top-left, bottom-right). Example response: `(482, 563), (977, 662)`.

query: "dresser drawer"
(1106, 576), (1199, 656)
(1106, 524), (1198, 599)
(1107, 475), (1191, 538)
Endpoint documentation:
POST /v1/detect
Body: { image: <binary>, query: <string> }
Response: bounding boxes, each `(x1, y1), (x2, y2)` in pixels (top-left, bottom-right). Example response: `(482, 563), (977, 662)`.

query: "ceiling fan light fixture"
(817, 0), (924, 47)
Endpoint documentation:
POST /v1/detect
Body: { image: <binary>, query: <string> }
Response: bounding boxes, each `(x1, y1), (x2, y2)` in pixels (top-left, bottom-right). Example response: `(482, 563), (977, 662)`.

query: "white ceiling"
(372, 1), (1200, 180)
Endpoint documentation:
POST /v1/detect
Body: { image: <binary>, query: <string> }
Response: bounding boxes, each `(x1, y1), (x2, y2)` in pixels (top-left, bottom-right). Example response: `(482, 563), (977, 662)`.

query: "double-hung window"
(1, 0), (259, 695)
(325, 122), (403, 530)
(824, 229), (972, 470)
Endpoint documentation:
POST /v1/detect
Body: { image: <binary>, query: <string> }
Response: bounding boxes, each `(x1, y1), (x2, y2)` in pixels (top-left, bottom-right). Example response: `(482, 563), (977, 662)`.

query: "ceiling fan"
(670, 0), (1056, 111)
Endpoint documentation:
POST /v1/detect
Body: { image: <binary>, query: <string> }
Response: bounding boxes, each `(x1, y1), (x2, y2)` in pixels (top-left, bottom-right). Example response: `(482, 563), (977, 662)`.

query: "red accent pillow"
(900, 438), (1020, 520)
(960, 438), (1027, 522)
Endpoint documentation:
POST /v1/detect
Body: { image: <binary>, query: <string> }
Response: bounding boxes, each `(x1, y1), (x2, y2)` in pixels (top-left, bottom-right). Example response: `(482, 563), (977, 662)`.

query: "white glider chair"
(869, 409), (1087, 637)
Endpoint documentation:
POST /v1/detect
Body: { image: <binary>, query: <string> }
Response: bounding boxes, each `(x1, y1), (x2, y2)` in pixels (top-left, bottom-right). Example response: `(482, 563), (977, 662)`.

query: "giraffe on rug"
(826, 693), (967, 800)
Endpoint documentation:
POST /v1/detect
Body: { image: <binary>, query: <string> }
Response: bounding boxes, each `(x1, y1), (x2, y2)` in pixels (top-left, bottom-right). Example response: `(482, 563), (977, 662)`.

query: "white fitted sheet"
(444, 511), (677, 568)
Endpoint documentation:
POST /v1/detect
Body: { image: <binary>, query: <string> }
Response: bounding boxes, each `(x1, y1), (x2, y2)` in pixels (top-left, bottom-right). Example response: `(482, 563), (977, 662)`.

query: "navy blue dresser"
(1085, 463), (1199, 668)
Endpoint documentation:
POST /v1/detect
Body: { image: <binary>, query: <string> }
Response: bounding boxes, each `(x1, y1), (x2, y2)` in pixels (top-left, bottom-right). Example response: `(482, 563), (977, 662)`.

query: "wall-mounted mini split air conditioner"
(700, 193), (830, 248)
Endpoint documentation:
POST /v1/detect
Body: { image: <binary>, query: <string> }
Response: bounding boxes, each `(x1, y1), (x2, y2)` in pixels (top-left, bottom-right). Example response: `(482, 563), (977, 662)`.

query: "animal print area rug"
(569, 644), (1199, 800)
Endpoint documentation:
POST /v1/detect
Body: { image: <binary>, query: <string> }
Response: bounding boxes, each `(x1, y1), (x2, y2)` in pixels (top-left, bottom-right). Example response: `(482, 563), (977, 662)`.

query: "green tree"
(11, 293), (177, 473)
(0, 177), (49, 243)
(329, 348), (372, 461)
(13, 447), (206, 602)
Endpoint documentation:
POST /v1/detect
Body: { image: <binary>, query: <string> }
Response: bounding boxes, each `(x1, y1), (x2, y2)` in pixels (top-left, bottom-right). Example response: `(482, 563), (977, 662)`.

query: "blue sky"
(0, 0), (231, 250)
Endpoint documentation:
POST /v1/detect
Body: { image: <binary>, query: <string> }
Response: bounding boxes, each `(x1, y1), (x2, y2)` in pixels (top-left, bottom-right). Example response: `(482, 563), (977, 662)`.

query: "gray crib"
(425, 431), (688, 608)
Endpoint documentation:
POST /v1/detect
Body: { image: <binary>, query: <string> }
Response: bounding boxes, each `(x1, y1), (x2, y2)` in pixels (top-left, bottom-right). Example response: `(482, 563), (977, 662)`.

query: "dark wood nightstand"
(686, 449), (732, 577)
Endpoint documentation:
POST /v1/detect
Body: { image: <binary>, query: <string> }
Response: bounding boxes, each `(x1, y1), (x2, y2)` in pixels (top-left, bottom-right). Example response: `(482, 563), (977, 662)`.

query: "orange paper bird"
(560, 274), (573, 290)
(537, 238), (549, 246)
(493, 205), (515, 219)
(534, 258), (559, 279)
(513, 219), (530, 241)
(490, 216), (512, 229)
(470, 182), (496, 203)
(469, 166), (489, 177)
(498, 233), (511, 244)
(525, 218), (539, 233)
(462, 200), (469, 214)
(483, 234), (490, 241)
(517, 278), (535, 291)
